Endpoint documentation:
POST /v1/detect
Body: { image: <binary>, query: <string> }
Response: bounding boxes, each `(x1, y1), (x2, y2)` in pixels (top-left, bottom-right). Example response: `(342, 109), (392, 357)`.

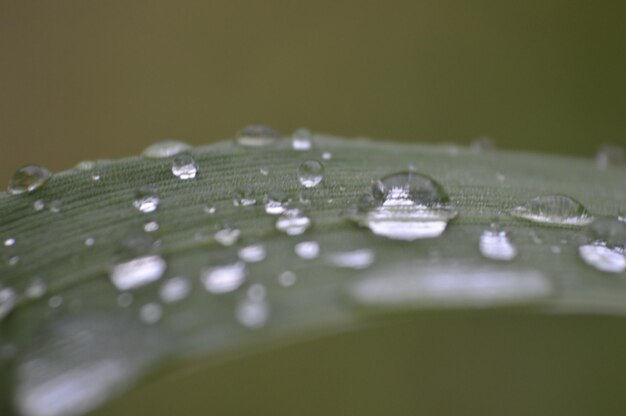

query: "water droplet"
(117, 292), (134, 308)
(33, 200), (45, 211)
(235, 124), (279, 147)
(201, 262), (247, 294)
(49, 200), (62, 214)
(275, 208), (312, 235)
(263, 192), (290, 215)
(139, 303), (163, 324)
(292, 128), (313, 151)
(595, 144), (624, 169)
(203, 205), (217, 215)
(109, 255), (167, 291)
(321, 151), (332, 161)
(214, 223), (241, 246)
(159, 277), (191, 304)
(294, 241), (320, 259)
(48, 296), (63, 309)
(347, 171), (458, 240)
(278, 271), (297, 287)
(470, 136), (494, 152)
(297, 160), (324, 188)
(479, 226), (518, 261)
(233, 186), (257, 207)
(8, 165), (52, 195)
(495, 173), (506, 183)
(143, 221), (159, 233)
(91, 173), (101, 182)
(259, 166), (269, 176)
(327, 249), (375, 269)
(4, 238), (16, 247)
(171, 154), (198, 180)
(510, 195), (593, 226)
(349, 265), (553, 309)
(578, 218), (626, 273)
(75, 160), (96, 170)
(235, 297), (269, 329)
(25, 278), (47, 299)
(238, 244), (267, 263)
(0, 287), (17, 321)
(133, 186), (159, 213)
(142, 140), (192, 159)
(9, 256), (20, 266)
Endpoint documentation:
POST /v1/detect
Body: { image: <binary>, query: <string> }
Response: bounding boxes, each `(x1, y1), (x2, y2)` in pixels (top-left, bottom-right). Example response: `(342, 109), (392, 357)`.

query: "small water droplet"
(203, 205), (217, 215)
(347, 171), (458, 240)
(0, 287), (17, 321)
(139, 303), (163, 324)
(75, 160), (96, 170)
(294, 241), (320, 259)
(510, 195), (593, 226)
(214, 223), (241, 246)
(479, 226), (518, 261)
(109, 255), (167, 291)
(235, 124), (279, 147)
(171, 154), (198, 180)
(159, 277), (191, 304)
(292, 128), (313, 151)
(49, 200), (62, 214)
(133, 186), (159, 213)
(470, 136), (494, 152)
(143, 221), (159, 233)
(4, 238), (16, 247)
(278, 271), (297, 287)
(495, 173), (506, 183)
(48, 296), (63, 309)
(91, 173), (101, 182)
(201, 262), (247, 294)
(117, 292), (134, 308)
(263, 192), (290, 215)
(235, 297), (269, 329)
(578, 218), (626, 273)
(142, 140), (192, 159)
(8, 165), (52, 195)
(238, 244), (267, 263)
(83, 237), (95, 247)
(321, 151), (332, 161)
(233, 186), (257, 207)
(9, 256), (20, 266)
(326, 249), (375, 269)
(33, 200), (45, 211)
(259, 166), (269, 176)
(595, 144), (624, 169)
(550, 245), (562, 254)
(297, 160), (324, 188)
(275, 208), (312, 235)
(25, 278), (47, 299)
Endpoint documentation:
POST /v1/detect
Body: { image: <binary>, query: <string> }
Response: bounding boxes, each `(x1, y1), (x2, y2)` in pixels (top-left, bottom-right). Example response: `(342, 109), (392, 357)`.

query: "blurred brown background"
(1, 1), (625, 183)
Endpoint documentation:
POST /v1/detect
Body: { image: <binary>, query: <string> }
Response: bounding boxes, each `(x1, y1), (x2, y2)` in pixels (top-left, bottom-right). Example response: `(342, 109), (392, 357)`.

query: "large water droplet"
(263, 192), (290, 215)
(292, 128), (313, 151)
(297, 160), (324, 188)
(142, 140), (192, 159)
(159, 277), (191, 304)
(201, 262), (247, 294)
(109, 255), (167, 291)
(510, 195), (593, 226)
(235, 124), (279, 147)
(133, 186), (159, 213)
(578, 218), (626, 273)
(275, 208), (312, 235)
(171, 154), (197, 180)
(8, 165), (52, 195)
(479, 226), (518, 261)
(326, 249), (375, 269)
(347, 171), (458, 240)
(0, 286), (17, 321)
(238, 244), (267, 263)
(294, 241), (320, 259)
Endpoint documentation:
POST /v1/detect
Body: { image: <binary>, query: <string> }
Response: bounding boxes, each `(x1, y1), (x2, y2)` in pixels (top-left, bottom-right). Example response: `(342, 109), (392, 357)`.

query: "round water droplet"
(214, 223), (241, 246)
(0, 287), (17, 321)
(140, 303), (163, 324)
(595, 144), (624, 169)
(109, 255), (167, 291)
(292, 128), (313, 151)
(117, 292), (134, 308)
(259, 166), (270, 176)
(510, 195), (593, 226)
(8, 256), (20, 266)
(578, 218), (626, 273)
(263, 192), (290, 215)
(347, 171), (458, 240)
(75, 160), (96, 170)
(48, 296), (63, 309)
(159, 277), (191, 304)
(143, 221), (159, 233)
(142, 140), (192, 159)
(326, 249), (375, 269)
(133, 186), (159, 213)
(4, 238), (16, 247)
(321, 151), (332, 161)
(275, 208), (312, 235)
(25, 278), (47, 299)
(238, 244), (267, 263)
(235, 124), (279, 147)
(201, 262), (247, 294)
(278, 271), (297, 287)
(171, 154), (198, 180)
(33, 200), (45, 211)
(49, 200), (62, 214)
(233, 186), (257, 207)
(479, 226), (518, 261)
(8, 165), (52, 195)
(203, 205), (217, 215)
(297, 160), (324, 188)
(294, 241), (320, 259)
(235, 298), (270, 328)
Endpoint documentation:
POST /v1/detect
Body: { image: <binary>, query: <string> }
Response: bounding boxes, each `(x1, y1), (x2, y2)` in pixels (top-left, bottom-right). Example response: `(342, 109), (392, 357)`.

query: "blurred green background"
(1, 1), (625, 184)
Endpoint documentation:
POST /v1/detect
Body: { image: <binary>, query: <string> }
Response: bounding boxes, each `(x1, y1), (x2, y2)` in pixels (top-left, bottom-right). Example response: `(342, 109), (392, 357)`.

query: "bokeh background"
(1, 1), (625, 184)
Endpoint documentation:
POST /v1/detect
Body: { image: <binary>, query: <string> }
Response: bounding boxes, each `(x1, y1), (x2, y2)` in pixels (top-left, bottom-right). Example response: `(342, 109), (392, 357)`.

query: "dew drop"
(8, 165), (52, 195)
(203, 205), (217, 215)
(275, 208), (312, 235)
(143, 221), (159, 233)
(326, 249), (375, 269)
(238, 244), (267, 263)
(235, 297), (269, 329)
(263, 192), (290, 215)
(75, 160), (96, 171)
(8, 256), (20, 266)
(595, 144), (624, 169)
(479, 226), (518, 261)
(233, 186), (257, 207)
(0, 287), (17, 321)
(48, 296), (63, 309)
(33, 200), (45, 211)
(214, 223), (241, 246)
(470, 136), (494, 152)
(171, 154), (198, 180)
(4, 238), (16, 247)
(297, 160), (324, 188)
(235, 124), (279, 147)
(142, 140), (192, 159)
(347, 171), (458, 240)
(321, 151), (332, 161)
(159, 277), (191, 304)
(25, 278), (47, 299)
(292, 128), (313, 151)
(294, 241), (320, 259)
(278, 271), (297, 287)
(510, 195), (593, 226)
(201, 262), (247, 294)
(139, 303), (163, 324)
(109, 255), (167, 291)
(91, 173), (101, 182)
(133, 186), (159, 213)
(117, 293), (134, 308)
(259, 166), (269, 176)
(578, 218), (626, 273)
(49, 200), (62, 214)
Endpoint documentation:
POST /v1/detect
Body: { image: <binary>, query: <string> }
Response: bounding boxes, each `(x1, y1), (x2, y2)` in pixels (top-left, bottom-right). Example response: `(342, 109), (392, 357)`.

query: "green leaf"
(0, 136), (624, 416)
